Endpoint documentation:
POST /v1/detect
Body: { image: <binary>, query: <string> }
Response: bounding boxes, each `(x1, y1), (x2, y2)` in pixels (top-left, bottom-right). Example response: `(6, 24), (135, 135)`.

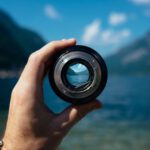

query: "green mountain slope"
(0, 9), (45, 69)
(106, 32), (150, 75)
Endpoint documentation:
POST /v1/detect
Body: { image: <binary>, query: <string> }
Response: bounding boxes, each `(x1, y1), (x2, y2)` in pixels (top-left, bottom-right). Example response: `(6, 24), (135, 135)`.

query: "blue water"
(44, 76), (150, 122)
(0, 76), (150, 150)
(66, 74), (89, 87)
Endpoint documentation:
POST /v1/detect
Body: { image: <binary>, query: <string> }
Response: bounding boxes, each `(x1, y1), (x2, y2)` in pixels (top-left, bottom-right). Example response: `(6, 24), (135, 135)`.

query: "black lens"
(49, 45), (108, 104)
(66, 63), (90, 87)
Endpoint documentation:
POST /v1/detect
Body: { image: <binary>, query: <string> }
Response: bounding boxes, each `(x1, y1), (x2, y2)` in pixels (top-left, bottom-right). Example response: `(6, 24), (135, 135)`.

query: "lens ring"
(49, 45), (107, 104)
(61, 58), (94, 91)
(53, 51), (102, 99)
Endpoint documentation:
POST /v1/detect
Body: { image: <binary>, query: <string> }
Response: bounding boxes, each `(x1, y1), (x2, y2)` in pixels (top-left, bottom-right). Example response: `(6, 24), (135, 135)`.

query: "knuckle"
(50, 41), (57, 45)
(28, 51), (41, 63)
(49, 41), (57, 48)
(11, 86), (17, 98)
(28, 52), (37, 61)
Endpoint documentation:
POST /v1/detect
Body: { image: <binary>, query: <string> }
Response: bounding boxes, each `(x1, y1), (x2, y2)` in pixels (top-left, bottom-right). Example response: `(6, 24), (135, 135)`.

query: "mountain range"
(106, 32), (150, 75)
(0, 9), (150, 75)
(67, 66), (89, 75)
(0, 9), (45, 69)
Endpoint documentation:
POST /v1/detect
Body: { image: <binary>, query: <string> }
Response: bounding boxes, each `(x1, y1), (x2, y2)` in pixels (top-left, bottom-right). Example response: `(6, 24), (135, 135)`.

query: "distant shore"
(0, 69), (150, 79)
(0, 70), (22, 79)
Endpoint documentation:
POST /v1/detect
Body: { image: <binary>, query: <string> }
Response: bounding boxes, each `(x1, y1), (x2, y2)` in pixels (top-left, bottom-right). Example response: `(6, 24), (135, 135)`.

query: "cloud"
(82, 20), (101, 43)
(131, 0), (150, 5)
(45, 4), (60, 20)
(109, 12), (127, 26)
(82, 20), (131, 47)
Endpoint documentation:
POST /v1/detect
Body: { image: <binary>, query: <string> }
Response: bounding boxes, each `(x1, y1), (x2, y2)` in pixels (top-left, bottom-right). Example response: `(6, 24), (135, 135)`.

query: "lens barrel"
(48, 45), (107, 105)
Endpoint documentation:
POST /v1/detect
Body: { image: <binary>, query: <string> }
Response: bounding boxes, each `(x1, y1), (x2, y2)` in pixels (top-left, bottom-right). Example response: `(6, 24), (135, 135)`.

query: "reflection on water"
(45, 75), (150, 150)
(0, 76), (150, 150)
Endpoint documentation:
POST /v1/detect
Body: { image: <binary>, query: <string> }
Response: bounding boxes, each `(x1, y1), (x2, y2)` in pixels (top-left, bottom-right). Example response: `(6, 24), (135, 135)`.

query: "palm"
(3, 39), (100, 150)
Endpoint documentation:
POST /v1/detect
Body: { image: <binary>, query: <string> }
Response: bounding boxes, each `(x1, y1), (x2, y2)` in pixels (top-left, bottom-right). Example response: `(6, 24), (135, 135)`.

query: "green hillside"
(0, 9), (45, 69)
(106, 32), (150, 75)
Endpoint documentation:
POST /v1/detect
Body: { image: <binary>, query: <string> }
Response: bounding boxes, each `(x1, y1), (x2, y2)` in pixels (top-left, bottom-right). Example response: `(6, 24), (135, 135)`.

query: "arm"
(2, 39), (101, 150)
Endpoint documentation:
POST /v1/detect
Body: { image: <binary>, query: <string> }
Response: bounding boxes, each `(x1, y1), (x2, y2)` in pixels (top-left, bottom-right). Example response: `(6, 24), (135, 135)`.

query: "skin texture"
(2, 39), (102, 150)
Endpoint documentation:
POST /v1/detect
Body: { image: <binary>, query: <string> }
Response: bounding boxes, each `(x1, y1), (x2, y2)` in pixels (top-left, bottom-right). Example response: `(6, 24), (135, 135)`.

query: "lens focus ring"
(53, 51), (102, 99)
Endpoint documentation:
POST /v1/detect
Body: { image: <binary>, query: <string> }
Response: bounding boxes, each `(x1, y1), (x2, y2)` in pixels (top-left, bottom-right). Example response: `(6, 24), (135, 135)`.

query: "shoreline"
(0, 70), (21, 79)
(0, 70), (150, 79)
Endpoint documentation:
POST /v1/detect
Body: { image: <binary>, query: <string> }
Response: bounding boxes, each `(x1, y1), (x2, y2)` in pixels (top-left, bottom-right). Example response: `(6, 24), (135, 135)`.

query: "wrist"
(2, 134), (57, 150)
(2, 134), (38, 150)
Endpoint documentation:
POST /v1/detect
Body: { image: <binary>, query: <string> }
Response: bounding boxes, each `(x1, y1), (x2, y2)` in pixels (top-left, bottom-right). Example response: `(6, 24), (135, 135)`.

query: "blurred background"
(0, 0), (150, 149)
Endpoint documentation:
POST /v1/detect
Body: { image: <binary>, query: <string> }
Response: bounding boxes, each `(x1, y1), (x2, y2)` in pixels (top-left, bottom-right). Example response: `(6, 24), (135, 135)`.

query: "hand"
(2, 39), (102, 150)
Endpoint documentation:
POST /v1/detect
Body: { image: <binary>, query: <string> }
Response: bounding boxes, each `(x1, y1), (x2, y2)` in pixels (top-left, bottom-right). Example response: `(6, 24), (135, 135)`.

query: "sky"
(0, 0), (150, 56)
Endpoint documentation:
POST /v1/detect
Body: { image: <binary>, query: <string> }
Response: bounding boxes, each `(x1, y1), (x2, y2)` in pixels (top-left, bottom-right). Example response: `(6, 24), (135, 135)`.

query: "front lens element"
(66, 63), (90, 87)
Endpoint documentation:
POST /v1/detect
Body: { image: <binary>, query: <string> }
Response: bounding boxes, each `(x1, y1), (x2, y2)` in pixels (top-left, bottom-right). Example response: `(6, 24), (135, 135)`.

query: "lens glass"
(66, 63), (90, 87)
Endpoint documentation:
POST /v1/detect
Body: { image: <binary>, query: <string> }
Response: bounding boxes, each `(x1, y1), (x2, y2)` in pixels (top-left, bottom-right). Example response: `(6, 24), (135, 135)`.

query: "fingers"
(19, 39), (76, 84)
(56, 100), (102, 132)
(38, 38), (76, 62)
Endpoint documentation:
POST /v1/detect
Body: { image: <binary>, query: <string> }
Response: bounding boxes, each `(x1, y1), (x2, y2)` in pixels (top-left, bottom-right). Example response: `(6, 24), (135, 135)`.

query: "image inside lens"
(66, 63), (90, 87)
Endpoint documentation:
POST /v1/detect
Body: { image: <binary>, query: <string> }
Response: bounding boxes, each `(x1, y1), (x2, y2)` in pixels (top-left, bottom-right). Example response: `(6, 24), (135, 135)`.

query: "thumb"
(55, 100), (102, 132)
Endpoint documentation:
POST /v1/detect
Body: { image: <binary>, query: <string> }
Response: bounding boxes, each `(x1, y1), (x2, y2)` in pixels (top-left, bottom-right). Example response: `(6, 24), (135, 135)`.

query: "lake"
(0, 76), (150, 150)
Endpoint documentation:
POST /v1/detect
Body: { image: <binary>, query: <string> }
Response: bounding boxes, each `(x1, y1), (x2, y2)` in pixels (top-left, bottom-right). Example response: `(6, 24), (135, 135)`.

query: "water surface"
(0, 76), (150, 150)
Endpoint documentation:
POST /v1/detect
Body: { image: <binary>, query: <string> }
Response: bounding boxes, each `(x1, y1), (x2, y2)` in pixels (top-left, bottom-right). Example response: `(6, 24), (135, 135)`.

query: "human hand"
(2, 39), (102, 150)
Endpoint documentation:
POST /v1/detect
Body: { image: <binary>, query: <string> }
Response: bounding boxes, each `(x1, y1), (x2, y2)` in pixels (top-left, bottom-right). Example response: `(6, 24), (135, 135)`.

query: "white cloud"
(82, 19), (100, 43)
(109, 12), (127, 26)
(82, 20), (131, 47)
(45, 4), (60, 20)
(131, 0), (150, 5)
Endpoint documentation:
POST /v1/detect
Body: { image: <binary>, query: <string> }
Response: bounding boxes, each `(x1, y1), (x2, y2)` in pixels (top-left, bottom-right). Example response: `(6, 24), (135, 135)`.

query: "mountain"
(0, 9), (45, 69)
(67, 67), (89, 75)
(106, 32), (150, 75)
(0, 10), (46, 109)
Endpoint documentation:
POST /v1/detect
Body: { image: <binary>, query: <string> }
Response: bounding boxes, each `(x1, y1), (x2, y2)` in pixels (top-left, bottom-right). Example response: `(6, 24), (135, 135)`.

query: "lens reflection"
(66, 63), (90, 87)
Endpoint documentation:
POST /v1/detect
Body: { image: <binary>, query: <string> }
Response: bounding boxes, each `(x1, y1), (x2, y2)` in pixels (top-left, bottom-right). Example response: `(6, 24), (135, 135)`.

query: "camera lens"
(49, 45), (107, 105)
(66, 63), (90, 87)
